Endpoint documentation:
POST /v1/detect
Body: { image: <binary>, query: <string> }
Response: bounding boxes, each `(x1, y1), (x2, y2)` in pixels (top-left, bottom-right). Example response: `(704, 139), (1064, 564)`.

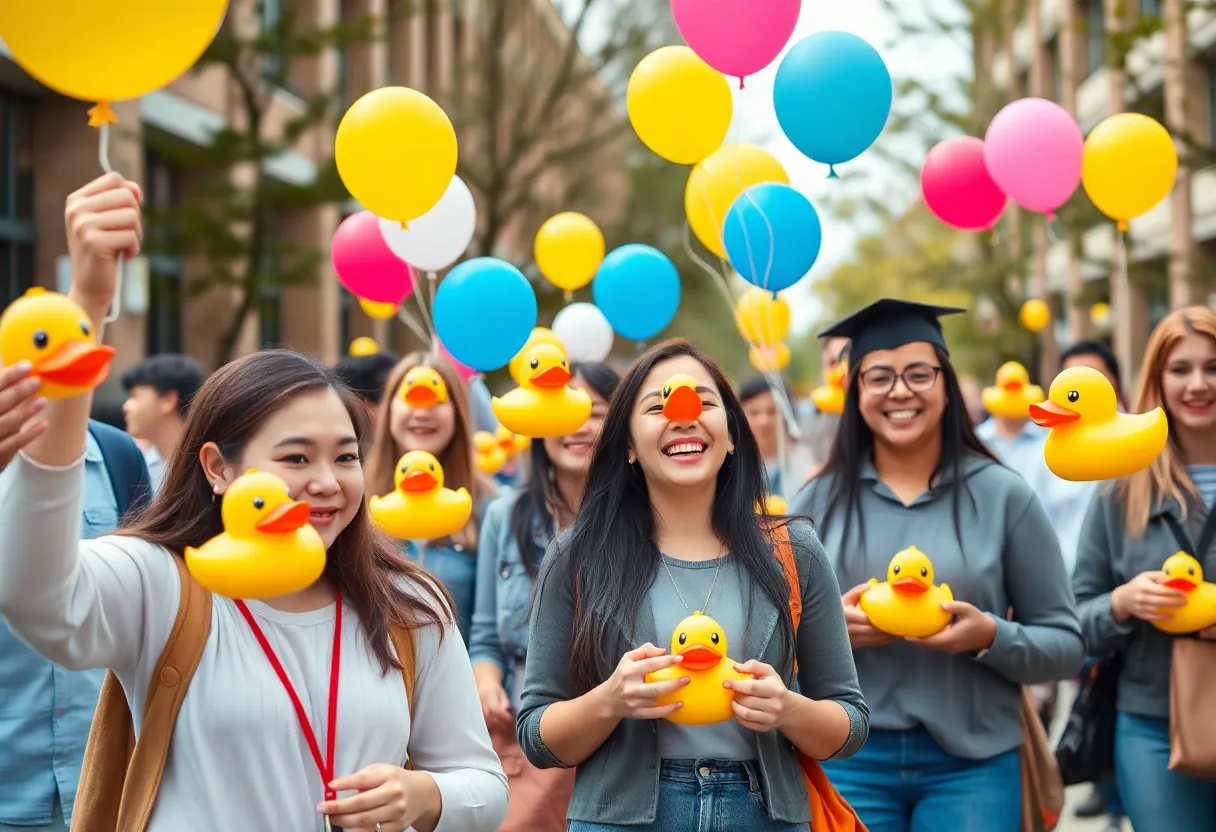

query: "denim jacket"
(404, 537), (477, 641)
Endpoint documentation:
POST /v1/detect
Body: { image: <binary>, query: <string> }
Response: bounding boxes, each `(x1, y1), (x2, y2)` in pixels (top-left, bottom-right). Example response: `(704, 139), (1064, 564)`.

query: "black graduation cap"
(818, 298), (966, 365)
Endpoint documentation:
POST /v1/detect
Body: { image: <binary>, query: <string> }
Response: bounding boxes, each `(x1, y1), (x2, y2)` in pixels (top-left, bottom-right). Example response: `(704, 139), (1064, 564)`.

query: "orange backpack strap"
(769, 522), (801, 631)
(390, 626), (418, 769)
(72, 553), (213, 832)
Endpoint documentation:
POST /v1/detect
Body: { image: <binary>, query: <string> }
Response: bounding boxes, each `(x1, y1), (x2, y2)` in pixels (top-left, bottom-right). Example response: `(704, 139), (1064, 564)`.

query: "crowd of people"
(0, 172), (1214, 832)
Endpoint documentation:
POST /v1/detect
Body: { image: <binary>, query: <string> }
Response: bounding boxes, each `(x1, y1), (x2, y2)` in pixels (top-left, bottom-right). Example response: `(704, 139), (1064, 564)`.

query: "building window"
(1140, 0), (1160, 16)
(144, 148), (184, 355)
(260, 0), (289, 87)
(425, 0), (439, 91)
(1087, 0), (1105, 76)
(0, 93), (35, 307)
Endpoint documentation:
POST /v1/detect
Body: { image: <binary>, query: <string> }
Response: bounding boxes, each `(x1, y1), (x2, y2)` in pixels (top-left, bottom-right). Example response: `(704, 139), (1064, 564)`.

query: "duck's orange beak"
(891, 577), (928, 595)
(1165, 577), (1197, 591)
(677, 644), (721, 671)
(254, 500), (311, 533)
(1001, 379), (1024, 392)
(401, 470), (437, 492)
(530, 365), (571, 388)
(403, 384), (440, 408)
(35, 341), (115, 388)
(663, 386), (703, 421)
(1029, 400), (1080, 427)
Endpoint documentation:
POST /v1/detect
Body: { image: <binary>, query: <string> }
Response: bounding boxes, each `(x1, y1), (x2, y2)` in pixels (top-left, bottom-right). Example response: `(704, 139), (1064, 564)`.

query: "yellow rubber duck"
(399, 366), (448, 409)
(982, 361), (1045, 420)
(859, 546), (954, 638)
(811, 363), (847, 415)
(756, 494), (788, 514)
(492, 343), (592, 438)
(370, 450), (472, 540)
(0, 287), (116, 399)
(184, 469), (326, 599)
(661, 373), (704, 421)
(514, 434), (532, 454)
(645, 611), (751, 725)
(495, 424), (519, 458)
(1152, 553), (1216, 635)
(473, 431), (507, 475)
(1029, 366), (1168, 482)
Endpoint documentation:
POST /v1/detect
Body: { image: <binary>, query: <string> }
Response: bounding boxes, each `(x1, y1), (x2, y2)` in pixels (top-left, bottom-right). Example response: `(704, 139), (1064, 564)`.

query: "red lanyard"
(234, 594), (343, 802)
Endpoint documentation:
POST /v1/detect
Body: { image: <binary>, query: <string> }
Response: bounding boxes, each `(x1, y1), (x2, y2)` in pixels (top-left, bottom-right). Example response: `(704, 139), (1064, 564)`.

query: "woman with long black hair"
(469, 361), (620, 832)
(791, 299), (1084, 832)
(516, 340), (867, 831)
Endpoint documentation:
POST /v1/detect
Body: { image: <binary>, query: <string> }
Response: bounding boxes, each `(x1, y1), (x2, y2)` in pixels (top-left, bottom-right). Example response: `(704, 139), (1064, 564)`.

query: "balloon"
(735, 288), (790, 346)
(1082, 112), (1178, 230)
(723, 183), (822, 293)
(508, 328), (567, 385)
(433, 258), (537, 371)
(437, 340), (478, 382)
(1020, 299), (1051, 333)
(686, 144), (789, 258)
(359, 299), (398, 320)
(920, 137), (1008, 231)
(0, 2), (229, 124)
(378, 176), (476, 272)
(750, 344), (791, 372)
(670, 0), (801, 86)
(627, 46), (732, 165)
(335, 87), (458, 226)
(984, 98), (1083, 218)
(593, 245), (681, 341)
(534, 213), (605, 294)
(1090, 302), (1112, 329)
(552, 303), (615, 363)
(331, 212), (416, 304)
(772, 31), (892, 176)
(349, 337), (379, 357)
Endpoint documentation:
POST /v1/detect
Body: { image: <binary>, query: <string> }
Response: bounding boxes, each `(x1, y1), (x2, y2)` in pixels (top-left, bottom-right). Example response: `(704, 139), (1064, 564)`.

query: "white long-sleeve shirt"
(0, 452), (507, 832)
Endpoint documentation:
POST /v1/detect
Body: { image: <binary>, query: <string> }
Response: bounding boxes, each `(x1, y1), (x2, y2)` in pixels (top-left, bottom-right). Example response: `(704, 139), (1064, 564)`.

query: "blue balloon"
(772, 31), (892, 175)
(723, 183), (822, 293)
(593, 245), (680, 341)
(433, 258), (537, 371)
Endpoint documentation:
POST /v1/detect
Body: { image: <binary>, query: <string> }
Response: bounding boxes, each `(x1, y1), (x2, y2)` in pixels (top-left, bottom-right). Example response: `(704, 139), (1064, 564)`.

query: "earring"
(627, 453), (637, 465)
(212, 484), (221, 504)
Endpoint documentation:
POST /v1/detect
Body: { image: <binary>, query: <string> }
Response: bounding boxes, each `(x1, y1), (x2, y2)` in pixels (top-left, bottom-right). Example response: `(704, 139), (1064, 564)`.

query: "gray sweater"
(516, 519), (868, 826)
(792, 455), (1085, 760)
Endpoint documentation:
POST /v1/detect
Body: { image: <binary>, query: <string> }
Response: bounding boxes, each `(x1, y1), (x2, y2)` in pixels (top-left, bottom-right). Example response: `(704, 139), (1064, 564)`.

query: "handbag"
(1019, 687), (1064, 832)
(1054, 652), (1123, 786)
(1163, 509), (1216, 779)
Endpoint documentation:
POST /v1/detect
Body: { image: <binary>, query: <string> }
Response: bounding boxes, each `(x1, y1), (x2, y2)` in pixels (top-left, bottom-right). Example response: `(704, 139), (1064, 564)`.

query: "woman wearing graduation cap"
(790, 299), (1084, 831)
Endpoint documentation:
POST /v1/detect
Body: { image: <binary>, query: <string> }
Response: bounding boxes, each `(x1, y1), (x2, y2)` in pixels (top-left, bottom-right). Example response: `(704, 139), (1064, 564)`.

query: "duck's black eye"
(662, 385), (671, 398)
(1067, 390), (1079, 403)
(253, 497), (265, 509)
(561, 357), (567, 366)
(921, 567), (928, 577)
(530, 358), (539, 369)
(1190, 567), (1196, 576)
(32, 330), (48, 349)
(80, 322), (91, 336)
(710, 632), (720, 644)
(678, 632), (687, 645)
(400, 465), (407, 473)
(893, 564), (901, 574)
(432, 378), (439, 385)
(429, 463), (435, 471)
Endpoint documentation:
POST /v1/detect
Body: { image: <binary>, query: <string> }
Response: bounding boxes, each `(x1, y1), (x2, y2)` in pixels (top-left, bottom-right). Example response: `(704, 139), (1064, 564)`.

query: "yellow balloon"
(735, 288), (790, 347)
(359, 299), (398, 320)
(1019, 299), (1051, 333)
(686, 144), (789, 258)
(534, 213), (605, 293)
(750, 343), (791, 372)
(508, 328), (566, 384)
(350, 337), (379, 357)
(1090, 302), (1111, 328)
(336, 87), (458, 226)
(0, 1), (229, 125)
(1082, 113), (1178, 230)
(627, 46), (733, 166)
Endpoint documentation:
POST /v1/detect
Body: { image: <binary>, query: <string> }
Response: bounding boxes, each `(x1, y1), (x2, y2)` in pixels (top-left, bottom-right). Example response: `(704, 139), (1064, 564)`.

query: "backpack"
(768, 522), (867, 832)
(71, 555), (417, 832)
(88, 420), (152, 520)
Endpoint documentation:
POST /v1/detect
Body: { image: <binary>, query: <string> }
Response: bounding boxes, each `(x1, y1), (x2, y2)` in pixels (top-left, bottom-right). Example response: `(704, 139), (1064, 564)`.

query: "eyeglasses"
(859, 363), (942, 396)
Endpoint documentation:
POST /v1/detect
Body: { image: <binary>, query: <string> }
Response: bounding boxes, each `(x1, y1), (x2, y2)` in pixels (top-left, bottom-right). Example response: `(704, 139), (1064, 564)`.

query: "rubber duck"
(399, 366), (448, 409)
(645, 611), (750, 725)
(811, 363), (846, 415)
(749, 343), (790, 372)
(514, 434), (532, 454)
(756, 494), (788, 514)
(1152, 552), (1216, 635)
(0, 287), (116, 399)
(474, 431), (507, 475)
(495, 424), (519, 458)
(1029, 366), (1168, 482)
(661, 373), (704, 421)
(982, 361), (1045, 420)
(184, 469), (326, 599)
(492, 343), (592, 438)
(370, 450), (472, 540)
(859, 546), (954, 638)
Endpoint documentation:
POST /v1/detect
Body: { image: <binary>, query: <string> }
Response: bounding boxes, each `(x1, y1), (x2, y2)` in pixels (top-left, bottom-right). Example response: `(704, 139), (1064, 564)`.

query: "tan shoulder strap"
(390, 626), (418, 769)
(72, 553), (212, 832)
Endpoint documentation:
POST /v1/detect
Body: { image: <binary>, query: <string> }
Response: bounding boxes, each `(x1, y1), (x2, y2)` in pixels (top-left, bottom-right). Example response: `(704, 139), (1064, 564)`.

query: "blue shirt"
(0, 434), (120, 826)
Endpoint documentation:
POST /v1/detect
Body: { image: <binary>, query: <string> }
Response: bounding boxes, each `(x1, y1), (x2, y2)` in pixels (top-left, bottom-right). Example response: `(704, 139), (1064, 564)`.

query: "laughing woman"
(517, 340), (868, 832)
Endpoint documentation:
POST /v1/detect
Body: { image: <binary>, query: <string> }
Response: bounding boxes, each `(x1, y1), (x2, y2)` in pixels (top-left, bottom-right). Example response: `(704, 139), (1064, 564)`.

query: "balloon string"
(395, 306), (430, 344)
(1117, 228), (1129, 325)
(410, 272), (437, 351)
(99, 123), (123, 324)
(427, 271), (440, 356)
(1046, 214), (1063, 245)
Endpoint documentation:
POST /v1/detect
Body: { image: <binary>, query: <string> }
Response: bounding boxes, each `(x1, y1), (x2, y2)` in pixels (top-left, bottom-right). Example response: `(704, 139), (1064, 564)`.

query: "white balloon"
(552, 302), (614, 363)
(378, 176), (477, 272)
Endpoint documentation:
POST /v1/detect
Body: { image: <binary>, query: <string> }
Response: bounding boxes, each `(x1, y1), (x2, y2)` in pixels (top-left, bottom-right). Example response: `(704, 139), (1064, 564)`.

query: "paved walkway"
(1050, 682), (1133, 832)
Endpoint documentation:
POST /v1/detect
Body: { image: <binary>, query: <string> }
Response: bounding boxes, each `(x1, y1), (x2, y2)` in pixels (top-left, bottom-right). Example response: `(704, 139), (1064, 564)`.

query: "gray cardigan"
(515, 519), (868, 825)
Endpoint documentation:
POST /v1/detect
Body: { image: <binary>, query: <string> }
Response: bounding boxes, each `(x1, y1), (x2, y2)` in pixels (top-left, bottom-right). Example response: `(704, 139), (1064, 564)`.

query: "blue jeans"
(821, 726), (1021, 832)
(1115, 712), (1216, 832)
(567, 759), (809, 832)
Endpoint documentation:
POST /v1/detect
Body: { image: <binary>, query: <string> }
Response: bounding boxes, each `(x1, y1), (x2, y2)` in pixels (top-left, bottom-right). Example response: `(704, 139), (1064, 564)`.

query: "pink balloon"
(331, 211), (416, 304)
(921, 137), (1007, 232)
(983, 98), (1082, 219)
(670, 0), (801, 86)
(437, 339), (477, 382)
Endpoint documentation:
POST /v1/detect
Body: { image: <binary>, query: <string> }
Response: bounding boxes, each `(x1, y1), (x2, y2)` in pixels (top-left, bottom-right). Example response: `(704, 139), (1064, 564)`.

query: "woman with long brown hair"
(367, 352), (496, 641)
(0, 173), (507, 832)
(1074, 306), (1216, 831)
